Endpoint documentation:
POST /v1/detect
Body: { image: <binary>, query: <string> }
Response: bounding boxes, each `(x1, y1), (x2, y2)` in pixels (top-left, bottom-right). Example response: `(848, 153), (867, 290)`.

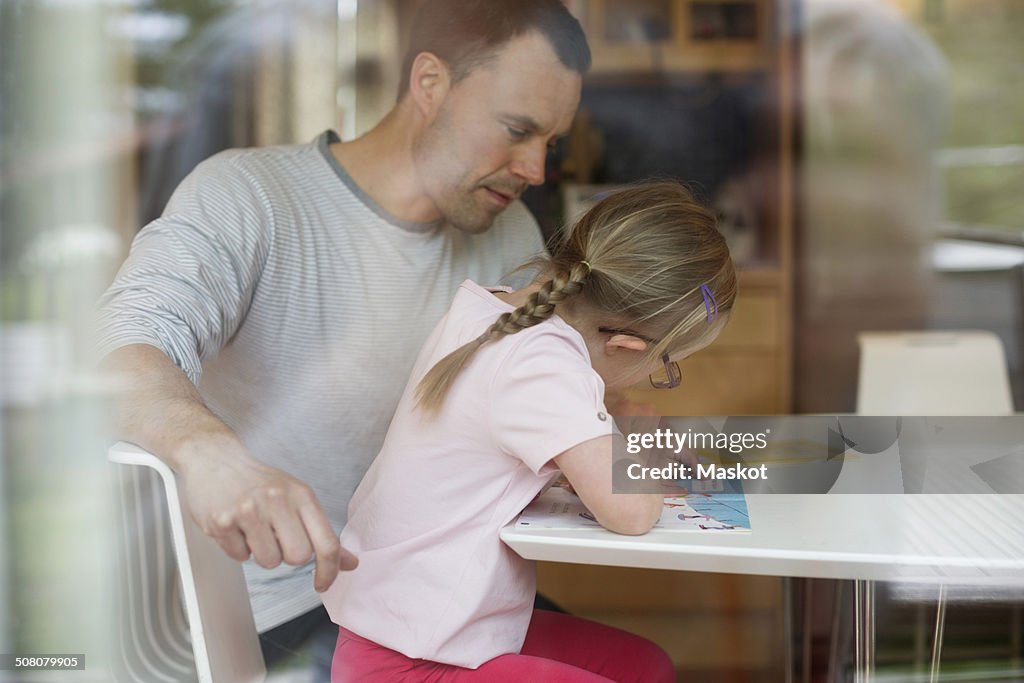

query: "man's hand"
(104, 344), (357, 593)
(177, 434), (358, 593)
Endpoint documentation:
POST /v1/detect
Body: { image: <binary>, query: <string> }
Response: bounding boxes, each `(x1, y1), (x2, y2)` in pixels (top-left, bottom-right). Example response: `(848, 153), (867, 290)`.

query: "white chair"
(854, 331), (1018, 681)
(109, 442), (266, 683)
(856, 330), (1014, 415)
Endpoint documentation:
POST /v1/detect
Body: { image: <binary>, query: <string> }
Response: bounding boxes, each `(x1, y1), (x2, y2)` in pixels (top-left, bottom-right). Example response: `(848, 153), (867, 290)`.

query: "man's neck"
(328, 107), (442, 224)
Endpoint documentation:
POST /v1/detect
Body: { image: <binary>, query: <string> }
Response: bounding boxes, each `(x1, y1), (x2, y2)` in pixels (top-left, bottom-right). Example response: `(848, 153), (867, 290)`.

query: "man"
(99, 0), (589, 676)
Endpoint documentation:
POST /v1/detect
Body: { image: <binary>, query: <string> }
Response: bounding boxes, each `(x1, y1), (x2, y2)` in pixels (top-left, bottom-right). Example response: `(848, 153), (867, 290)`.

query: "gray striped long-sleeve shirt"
(98, 130), (545, 631)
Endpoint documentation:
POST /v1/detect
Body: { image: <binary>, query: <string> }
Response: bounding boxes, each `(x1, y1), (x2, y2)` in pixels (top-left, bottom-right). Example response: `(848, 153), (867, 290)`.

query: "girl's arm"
(554, 435), (663, 535)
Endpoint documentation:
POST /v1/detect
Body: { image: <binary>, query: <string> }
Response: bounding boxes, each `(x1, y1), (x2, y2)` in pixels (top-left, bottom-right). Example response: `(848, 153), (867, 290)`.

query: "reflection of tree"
(132, 0), (247, 225)
(133, 0), (336, 225)
(918, 2), (1024, 233)
(133, 0), (234, 91)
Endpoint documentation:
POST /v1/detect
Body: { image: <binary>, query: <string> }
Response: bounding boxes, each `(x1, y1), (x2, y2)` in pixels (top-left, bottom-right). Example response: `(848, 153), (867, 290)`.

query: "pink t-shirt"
(321, 280), (613, 668)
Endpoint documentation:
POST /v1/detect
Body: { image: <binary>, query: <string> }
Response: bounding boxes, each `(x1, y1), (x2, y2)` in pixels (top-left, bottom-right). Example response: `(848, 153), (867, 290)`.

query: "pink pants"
(331, 609), (676, 682)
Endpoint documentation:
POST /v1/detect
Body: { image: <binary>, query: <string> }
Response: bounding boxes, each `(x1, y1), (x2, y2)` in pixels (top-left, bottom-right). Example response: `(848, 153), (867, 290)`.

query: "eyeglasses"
(597, 326), (682, 389)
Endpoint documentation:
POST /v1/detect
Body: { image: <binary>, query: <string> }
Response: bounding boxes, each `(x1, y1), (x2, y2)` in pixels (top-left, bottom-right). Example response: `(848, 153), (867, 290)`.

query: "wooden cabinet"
(563, 0), (796, 416)
(537, 563), (785, 676)
(568, 0), (779, 73)
(626, 267), (792, 414)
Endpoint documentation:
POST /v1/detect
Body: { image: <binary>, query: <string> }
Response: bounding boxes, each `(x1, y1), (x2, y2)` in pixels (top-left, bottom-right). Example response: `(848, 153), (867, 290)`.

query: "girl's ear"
(408, 51), (450, 119)
(603, 334), (648, 357)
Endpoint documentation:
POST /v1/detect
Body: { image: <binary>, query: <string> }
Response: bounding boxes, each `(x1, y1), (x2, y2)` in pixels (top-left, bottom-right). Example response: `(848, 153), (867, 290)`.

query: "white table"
(501, 494), (1024, 681)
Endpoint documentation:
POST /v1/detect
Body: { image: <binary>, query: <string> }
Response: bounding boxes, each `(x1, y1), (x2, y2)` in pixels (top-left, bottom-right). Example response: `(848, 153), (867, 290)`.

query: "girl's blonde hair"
(416, 181), (737, 412)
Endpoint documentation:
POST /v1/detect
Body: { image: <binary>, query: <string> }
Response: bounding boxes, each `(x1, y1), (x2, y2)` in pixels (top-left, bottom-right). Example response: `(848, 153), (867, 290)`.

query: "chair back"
(856, 331), (1014, 415)
(109, 442), (266, 683)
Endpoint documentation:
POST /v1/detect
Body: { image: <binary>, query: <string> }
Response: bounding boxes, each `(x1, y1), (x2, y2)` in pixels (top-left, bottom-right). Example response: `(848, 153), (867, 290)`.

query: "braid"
(478, 262), (590, 343)
(415, 262), (591, 413)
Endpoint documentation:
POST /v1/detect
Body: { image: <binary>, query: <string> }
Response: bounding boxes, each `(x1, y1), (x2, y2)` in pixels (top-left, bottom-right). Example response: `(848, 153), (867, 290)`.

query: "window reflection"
(1, 1), (1023, 680)
(120, 0), (346, 224)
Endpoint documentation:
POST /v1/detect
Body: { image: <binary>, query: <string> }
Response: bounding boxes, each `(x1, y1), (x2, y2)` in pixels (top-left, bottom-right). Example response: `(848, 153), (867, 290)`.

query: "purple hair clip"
(700, 283), (718, 322)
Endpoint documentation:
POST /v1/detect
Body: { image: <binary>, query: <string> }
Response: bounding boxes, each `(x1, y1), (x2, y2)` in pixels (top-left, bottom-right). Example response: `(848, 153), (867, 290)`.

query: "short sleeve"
(488, 327), (613, 475)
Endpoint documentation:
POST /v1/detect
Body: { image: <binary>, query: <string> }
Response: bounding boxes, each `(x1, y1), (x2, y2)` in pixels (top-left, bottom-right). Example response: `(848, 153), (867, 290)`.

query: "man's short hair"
(398, 0), (591, 97)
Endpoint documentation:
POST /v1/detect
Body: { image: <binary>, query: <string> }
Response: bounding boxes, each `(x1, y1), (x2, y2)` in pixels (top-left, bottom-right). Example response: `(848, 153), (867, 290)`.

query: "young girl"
(321, 182), (737, 681)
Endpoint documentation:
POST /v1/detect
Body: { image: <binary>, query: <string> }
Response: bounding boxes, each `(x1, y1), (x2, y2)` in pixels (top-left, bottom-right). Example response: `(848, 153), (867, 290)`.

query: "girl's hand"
(550, 476), (578, 497)
(605, 395), (698, 497)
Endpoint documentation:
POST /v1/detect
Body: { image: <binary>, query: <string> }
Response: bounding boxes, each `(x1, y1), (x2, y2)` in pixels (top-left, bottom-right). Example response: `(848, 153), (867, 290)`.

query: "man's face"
(412, 31), (583, 234)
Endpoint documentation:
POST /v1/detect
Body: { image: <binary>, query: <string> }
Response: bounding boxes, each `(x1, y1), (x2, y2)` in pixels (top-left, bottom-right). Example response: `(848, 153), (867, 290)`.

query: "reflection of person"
(324, 182), (736, 680)
(711, 0), (948, 411)
(796, 0), (949, 411)
(98, 0), (590, 676)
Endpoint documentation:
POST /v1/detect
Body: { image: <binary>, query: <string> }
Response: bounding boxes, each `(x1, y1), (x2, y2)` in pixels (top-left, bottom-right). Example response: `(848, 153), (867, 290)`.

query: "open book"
(515, 482), (751, 532)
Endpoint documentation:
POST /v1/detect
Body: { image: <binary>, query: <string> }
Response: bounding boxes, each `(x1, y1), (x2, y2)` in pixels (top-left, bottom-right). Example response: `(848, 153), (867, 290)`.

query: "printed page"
(515, 484), (751, 532)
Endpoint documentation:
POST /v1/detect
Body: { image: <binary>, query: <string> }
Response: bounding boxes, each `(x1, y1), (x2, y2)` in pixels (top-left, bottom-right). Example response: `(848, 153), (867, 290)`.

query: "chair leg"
(913, 602), (928, 677)
(803, 579), (813, 683)
(1012, 602), (1022, 673)
(854, 580), (876, 683)
(784, 577), (794, 683)
(929, 584), (948, 683)
(828, 580), (848, 683)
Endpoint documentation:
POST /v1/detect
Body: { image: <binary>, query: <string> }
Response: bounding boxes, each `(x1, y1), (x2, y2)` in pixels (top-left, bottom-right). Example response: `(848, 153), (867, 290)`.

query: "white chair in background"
(109, 442), (266, 683)
(856, 330), (1014, 415)
(854, 330), (1018, 682)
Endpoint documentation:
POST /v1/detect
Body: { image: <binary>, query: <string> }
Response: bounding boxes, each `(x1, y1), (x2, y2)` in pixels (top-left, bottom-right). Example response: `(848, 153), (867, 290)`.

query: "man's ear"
(603, 334), (648, 357)
(408, 51), (450, 119)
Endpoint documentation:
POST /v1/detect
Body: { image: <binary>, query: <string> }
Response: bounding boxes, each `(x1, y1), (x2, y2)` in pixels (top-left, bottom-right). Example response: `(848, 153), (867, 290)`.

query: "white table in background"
(501, 494), (1024, 682)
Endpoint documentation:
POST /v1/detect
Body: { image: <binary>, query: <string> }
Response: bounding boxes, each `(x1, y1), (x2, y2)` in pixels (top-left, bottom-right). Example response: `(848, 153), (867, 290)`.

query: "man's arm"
(99, 154), (356, 590)
(105, 343), (357, 591)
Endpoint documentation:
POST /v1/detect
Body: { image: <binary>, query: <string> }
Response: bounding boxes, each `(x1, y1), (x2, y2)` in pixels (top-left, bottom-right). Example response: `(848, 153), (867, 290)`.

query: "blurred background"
(1, 0), (1022, 680)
